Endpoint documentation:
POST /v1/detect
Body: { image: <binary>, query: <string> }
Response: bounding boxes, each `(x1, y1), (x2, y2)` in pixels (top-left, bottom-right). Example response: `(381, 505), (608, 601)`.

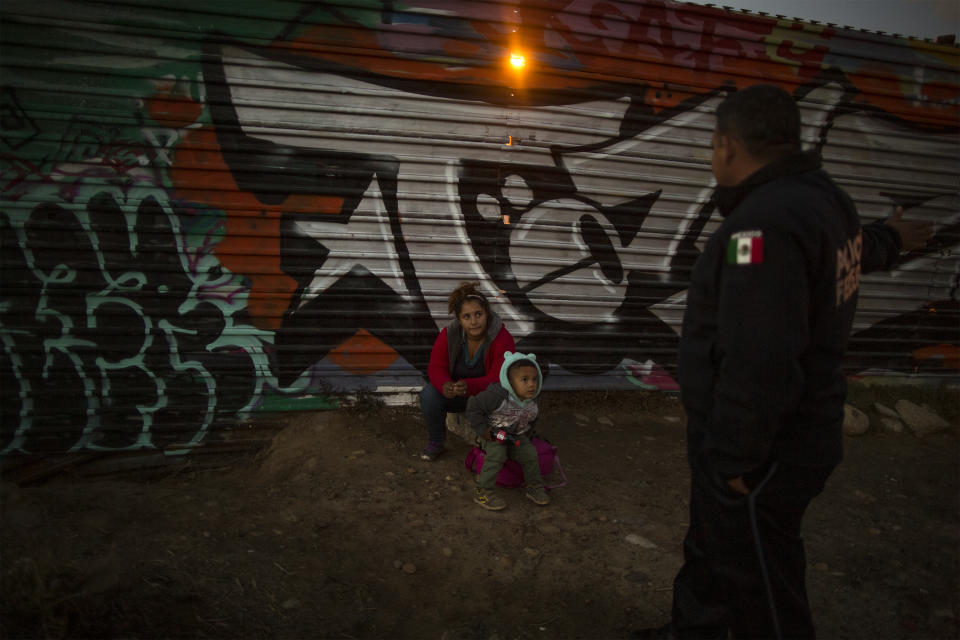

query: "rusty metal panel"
(1, 0), (957, 454)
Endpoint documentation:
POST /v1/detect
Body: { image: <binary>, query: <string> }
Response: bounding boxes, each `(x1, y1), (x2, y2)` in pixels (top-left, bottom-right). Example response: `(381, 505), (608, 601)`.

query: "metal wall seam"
(0, 0), (957, 455)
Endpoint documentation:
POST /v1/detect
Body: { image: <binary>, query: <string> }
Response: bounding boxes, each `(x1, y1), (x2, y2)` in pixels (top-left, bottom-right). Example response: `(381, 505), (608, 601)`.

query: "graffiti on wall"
(1, 0), (958, 453)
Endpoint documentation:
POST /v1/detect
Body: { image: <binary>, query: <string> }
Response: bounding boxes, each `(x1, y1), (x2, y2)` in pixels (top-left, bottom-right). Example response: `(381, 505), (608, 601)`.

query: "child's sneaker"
(420, 440), (444, 461)
(525, 486), (551, 506)
(474, 487), (506, 511)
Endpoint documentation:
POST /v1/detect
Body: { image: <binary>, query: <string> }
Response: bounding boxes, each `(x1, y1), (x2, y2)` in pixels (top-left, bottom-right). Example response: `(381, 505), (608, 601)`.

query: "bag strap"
(544, 456), (567, 490)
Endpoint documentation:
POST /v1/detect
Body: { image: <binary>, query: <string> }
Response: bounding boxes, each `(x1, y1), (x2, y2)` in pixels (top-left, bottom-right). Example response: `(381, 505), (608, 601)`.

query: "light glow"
(509, 52), (526, 69)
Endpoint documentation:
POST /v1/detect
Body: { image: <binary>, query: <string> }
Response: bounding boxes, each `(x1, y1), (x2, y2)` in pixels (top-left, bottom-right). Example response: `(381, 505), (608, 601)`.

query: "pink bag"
(464, 436), (566, 489)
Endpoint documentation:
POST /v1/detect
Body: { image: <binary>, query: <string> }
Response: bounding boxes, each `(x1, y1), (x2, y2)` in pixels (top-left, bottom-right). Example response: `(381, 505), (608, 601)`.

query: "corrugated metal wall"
(1, 0), (958, 454)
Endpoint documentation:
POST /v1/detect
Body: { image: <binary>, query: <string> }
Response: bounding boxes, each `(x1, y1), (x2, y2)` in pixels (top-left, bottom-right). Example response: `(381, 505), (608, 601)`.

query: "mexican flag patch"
(727, 230), (764, 265)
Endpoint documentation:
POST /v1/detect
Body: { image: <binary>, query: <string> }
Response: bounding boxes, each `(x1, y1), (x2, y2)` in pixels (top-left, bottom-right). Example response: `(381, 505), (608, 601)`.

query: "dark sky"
(684, 0), (959, 39)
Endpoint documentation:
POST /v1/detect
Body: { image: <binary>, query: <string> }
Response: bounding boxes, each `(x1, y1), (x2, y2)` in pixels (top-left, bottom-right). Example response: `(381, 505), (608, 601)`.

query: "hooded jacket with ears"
(465, 351), (543, 437)
(427, 311), (515, 398)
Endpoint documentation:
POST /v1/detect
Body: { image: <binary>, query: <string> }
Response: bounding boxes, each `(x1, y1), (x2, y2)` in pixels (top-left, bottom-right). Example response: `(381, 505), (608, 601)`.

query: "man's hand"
(727, 476), (750, 495)
(885, 206), (934, 252)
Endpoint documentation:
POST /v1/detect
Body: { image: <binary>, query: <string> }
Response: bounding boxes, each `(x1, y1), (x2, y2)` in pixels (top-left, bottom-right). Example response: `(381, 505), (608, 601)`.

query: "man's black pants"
(670, 461), (834, 639)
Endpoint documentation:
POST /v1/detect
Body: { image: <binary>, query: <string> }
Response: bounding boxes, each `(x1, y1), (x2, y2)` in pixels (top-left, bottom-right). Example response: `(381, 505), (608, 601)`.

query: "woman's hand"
(442, 380), (468, 398)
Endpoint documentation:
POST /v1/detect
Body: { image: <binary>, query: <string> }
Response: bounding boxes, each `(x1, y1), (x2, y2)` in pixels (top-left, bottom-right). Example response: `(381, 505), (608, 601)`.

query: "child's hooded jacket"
(465, 351), (542, 437)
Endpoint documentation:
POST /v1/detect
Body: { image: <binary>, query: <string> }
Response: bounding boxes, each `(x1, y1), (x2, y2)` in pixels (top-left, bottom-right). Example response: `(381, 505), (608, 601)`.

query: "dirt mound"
(254, 413), (342, 481)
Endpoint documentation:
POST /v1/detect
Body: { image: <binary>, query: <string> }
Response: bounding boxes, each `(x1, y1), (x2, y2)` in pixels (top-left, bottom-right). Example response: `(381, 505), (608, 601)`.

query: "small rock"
(663, 416), (681, 423)
(874, 402), (899, 419)
(446, 414), (477, 445)
(868, 527), (881, 536)
(281, 598), (300, 610)
(351, 450), (366, 456)
(842, 404), (869, 436)
(523, 547), (539, 556)
(814, 562), (829, 572)
(879, 417), (904, 433)
(407, 467), (418, 474)
(598, 416), (613, 426)
(442, 547), (453, 557)
(895, 399), (950, 437)
(624, 533), (658, 549)
(393, 560), (403, 569)
(574, 413), (588, 423)
(402, 562), (417, 574)
(498, 555), (513, 568)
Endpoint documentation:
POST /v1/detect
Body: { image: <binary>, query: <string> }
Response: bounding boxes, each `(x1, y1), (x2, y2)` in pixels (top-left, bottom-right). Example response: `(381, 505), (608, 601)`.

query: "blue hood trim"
(498, 351), (542, 407)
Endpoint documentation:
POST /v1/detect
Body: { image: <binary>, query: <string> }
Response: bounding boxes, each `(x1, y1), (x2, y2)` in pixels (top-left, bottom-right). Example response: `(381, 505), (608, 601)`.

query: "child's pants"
(478, 434), (542, 490)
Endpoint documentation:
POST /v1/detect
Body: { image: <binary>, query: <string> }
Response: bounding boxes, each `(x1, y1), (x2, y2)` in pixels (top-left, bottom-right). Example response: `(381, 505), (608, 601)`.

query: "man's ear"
(715, 131), (737, 163)
(712, 128), (737, 186)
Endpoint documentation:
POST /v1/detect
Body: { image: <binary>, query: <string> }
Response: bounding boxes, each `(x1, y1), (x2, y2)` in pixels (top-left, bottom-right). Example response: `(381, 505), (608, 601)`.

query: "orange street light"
(509, 52), (526, 70)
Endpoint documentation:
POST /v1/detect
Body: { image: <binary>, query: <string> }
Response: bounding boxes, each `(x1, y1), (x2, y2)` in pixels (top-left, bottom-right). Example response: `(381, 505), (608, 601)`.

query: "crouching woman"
(418, 282), (515, 461)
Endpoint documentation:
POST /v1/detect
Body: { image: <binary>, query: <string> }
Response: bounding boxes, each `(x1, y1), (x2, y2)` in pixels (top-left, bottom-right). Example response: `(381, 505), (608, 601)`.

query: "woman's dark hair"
(716, 84), (801, 160)
(448, 281), (491, 316)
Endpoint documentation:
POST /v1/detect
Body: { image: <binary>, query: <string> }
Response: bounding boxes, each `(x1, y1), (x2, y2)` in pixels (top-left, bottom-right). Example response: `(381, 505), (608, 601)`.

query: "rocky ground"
(1, 384), (958, 639)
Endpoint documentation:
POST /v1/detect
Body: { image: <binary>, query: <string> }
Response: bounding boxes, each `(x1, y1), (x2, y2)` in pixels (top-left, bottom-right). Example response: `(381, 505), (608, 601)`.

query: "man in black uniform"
(633, 85), (932, 639)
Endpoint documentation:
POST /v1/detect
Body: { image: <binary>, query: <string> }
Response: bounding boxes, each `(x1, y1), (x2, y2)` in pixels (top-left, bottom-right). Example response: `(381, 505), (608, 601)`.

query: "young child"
(465, 351), (551, 510)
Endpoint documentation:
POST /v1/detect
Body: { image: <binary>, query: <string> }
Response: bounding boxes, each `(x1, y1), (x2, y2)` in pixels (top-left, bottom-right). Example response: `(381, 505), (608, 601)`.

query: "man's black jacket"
(678, 151), (901, 482)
